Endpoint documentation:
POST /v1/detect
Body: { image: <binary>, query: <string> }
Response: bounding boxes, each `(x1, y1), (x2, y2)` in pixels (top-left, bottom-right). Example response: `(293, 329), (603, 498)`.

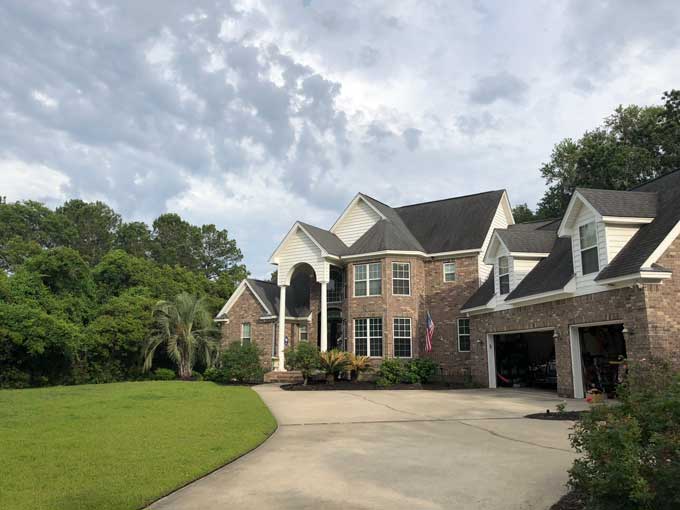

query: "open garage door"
(493, 331), (557, 391)
(578, 324), (626, 397)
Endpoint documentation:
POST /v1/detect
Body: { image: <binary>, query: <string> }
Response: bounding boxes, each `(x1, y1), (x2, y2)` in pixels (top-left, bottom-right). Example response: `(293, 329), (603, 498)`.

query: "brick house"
(216, 171), (680, 397)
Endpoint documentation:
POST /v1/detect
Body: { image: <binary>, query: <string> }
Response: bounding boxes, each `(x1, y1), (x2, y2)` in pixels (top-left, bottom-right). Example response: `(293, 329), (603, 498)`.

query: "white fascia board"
(483, 231), (509, 264)
(557, 191), (602, 237)
(268, 222), (326, 264)
(214, 279), (274, 321)
(329, 193), (386, 233)
(504, 277), (576, 306)
(509, 252), (550, 258)
(260, 315), (311, 321)
(602, 216), (654, 225)
(340, 250), (426, 260)
(500, 191), (515, 226)
(295, 223), (329, 256)
(642, 219), (680, 268)
(460, 303), (494, 315)
(596, 271), (672, 287)
(428, 248), (481, 258)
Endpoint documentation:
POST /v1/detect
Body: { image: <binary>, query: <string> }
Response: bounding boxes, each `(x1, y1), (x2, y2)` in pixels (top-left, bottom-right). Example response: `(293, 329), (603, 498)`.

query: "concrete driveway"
(151, 386), (587, 510)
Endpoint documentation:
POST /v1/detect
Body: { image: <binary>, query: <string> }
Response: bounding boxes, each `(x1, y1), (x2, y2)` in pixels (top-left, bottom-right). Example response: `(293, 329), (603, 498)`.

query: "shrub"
(0, 367), (31, 389)
(406, 358), (438, 383)
(347, 353), (372, 381)
(319, 350), (349, 384)
(219, 342), (264, 383)
(153, 368), (176, 380)
(568, 358), (680, 510)
(285, 342), (320, 385)
(191, 370), (203, 381)
(377, 359), (408, 387)
(203, 367), (219, 382)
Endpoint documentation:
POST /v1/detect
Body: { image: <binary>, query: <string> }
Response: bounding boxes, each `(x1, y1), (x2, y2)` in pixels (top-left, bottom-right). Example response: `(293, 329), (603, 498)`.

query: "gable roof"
(394, 190), (507, 253)
(495, 227), (557, 254)
(576, 188), (657, 218)
(297, 222), (347, 256)
(461, 270), (495, 310)
(344, 219), (424, 255)
(215, 278), (310, 320)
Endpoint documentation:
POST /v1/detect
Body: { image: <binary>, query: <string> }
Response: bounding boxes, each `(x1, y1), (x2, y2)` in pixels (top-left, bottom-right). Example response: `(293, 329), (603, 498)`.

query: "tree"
(285, 342), (320, 385)
(115, 221), (151, 258)
(142, 293), (218, 379)
(150, 213), (202, 271)
(57, 200), (122, 265)
(199, 224), (245, 280)
(512, 203), (536, 223)
(535, 90), (680, 218)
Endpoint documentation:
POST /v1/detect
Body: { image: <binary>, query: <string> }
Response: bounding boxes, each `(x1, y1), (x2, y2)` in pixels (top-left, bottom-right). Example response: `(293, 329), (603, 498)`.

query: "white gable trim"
(602, 216), (654, 225)
(214, 280), (273, 321)
(329, 193), (386, 234)
(483, 230), (510, 264)
(500, 191), (515, 226)
(269, 222), (326, 264)
(557, 191), (601, 236)
(596, 271), (672, 287)
(642, 219), (680, 269)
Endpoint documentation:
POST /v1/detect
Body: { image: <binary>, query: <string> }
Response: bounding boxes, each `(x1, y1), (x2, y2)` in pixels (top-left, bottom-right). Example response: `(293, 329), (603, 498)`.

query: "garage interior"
(578, 324), (626, 397)
(494, 331), (557, 390)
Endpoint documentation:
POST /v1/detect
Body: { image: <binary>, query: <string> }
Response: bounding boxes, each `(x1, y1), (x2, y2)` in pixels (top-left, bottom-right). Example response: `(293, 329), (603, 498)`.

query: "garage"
(577, 324), (626, 397)
(492, 330), (557, 390)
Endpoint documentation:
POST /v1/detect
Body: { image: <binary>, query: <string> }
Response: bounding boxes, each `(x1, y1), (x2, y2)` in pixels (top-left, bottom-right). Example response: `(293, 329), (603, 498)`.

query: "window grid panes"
(299, 324), (308, 342)
(241, 323), (251, 345)
(392, 262), (411, 295)
(354, 318), (383, 357)
(498, 256), (510, 295)
(443, 261), (457, 282)
(457, 318), (471, 352)
(393, 318), (412, 358)
(579, 222), (600, 275)
(354, 262), (381, 296)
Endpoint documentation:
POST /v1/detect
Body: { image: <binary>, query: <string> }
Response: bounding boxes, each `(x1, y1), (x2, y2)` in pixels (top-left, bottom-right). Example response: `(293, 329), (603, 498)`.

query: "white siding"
(570, 207), (609, 295)
(513, 258), (540, 290)
(332, 198), (381, 247)
(478, 202), (511, 284)
(277, 227), (327, 285)
(605, 224), (640, 263)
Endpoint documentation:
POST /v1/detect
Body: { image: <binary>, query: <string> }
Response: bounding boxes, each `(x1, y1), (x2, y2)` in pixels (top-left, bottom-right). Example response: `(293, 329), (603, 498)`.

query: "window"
(354, 262), (381, 296)
(299, 324), (308, 342)
(393, 318), (412, 358)
(579, 222), (599, 275)
(457, 318), (470, 352)
(241, 323), (251, 345)
(354, 318), (383, 357)
(272, 323), (278, 356)
(498, 256), (510, 295)
(392, 262), (411, 295)
(443, 261), (457, 282)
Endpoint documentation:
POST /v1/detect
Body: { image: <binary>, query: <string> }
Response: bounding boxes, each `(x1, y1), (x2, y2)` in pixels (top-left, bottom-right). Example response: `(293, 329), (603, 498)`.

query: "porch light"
(552, 331), (559, 340)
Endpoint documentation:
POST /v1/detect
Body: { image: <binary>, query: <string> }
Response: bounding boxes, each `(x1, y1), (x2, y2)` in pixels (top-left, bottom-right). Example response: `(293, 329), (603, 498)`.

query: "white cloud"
(0, 159), (69, 204)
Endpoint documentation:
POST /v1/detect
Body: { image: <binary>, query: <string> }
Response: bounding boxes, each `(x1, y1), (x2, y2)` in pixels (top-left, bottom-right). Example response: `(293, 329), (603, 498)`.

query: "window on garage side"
(393, 318), (412, 358)
(457, 318), (471, 352)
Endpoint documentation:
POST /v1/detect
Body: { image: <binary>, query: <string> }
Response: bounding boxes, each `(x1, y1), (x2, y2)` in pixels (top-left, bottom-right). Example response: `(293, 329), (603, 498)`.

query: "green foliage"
(152, 368), (177, 380)
(347, 353), (372, 381)
(376, 358), (408, 386)
(24, 247), (94, 296)
(0, 367), (31, 389)
(285, 342), (321, 385)
(191, 370), (203, 381)
(536, 90), (680, 218)
(217, 342), (264, 383)
(319, 349), (349, 384)
(568, 359), (680, 510)
(114, 221), (152, 258)
(406, 358), (439, 383)
(203, 367), (219, 382)
(512, 203), (536, 223)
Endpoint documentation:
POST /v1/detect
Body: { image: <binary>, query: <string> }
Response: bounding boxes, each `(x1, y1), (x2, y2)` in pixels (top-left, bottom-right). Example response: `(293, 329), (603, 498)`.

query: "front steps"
(264, 370), (303, 384)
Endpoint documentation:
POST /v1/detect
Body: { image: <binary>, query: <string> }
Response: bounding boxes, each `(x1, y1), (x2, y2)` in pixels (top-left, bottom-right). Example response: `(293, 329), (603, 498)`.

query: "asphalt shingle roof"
(577, 188), (657, 218)
(246, 279), (310, 318)
(298, 222), (347, 256)
(461, 270), (495, 310)
(496, 227), (557, 254)
(344, 219), (424, 255)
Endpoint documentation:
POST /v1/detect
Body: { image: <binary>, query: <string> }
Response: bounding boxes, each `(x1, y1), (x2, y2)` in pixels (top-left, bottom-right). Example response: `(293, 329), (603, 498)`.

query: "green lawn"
(0, 381), (276, 510)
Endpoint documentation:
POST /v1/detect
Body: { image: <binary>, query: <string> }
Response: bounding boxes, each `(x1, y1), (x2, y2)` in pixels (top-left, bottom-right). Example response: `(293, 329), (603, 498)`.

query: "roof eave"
(596, 271), (672, 287)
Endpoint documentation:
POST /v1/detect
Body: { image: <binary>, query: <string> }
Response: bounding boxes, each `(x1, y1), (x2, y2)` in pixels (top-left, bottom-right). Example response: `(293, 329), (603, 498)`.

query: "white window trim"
(578, 220), (600, 276)
(299, 323), (308, 342)
(353, 317), (384, 358)
(391, 261), (411, 296)
(241, 322), (251, 344)
(393, 317), (412, 358)
(353, 262), (382, 297)
(457, 318), (471, 352)
(443, 261), (457, 282)
(498, 256), (510, 295)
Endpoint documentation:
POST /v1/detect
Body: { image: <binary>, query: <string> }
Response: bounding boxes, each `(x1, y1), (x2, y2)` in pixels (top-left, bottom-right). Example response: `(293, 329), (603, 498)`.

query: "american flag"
(425, 311), (435, 352)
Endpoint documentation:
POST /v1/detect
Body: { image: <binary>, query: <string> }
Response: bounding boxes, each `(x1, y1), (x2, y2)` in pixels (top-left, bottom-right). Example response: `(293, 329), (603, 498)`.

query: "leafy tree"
(24, 247), (94, 297)
(536, 90), (680, 218)
(269, 270), (278, 283)
(199, 224), (245, 280)
(285, 342), (321, 385)
(93, 250), (154, 300)
(142, 293), (218, 380)
(150, 213), (202, 271)
(115, 221), (151, 258)
(57, 200), (122, 265)
(512, 203), (536, 223)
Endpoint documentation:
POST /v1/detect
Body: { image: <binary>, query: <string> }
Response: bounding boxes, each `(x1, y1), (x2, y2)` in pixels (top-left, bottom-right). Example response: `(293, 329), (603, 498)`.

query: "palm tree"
(143, 292), (218, 380)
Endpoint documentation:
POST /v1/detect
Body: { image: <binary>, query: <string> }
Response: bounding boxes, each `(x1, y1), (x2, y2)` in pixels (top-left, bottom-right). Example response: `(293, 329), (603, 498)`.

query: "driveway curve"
(151, 386), (587, 510)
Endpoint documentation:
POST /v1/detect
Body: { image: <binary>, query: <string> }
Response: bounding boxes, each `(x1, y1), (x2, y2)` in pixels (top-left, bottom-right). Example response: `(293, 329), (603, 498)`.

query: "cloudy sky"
(2, 1), (680, 277)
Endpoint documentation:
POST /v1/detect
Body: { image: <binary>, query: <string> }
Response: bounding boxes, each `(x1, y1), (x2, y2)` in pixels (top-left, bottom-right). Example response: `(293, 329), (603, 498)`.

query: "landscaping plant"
(406, 358), (439, 383)
(142, 292), (218, 380)
(284, 342), (320, 385)
(347, 353), (372, 381)
(376, 358), (408, 386)
(319, 349), (349, 384)
(152, 368), (176, 380)
(568, 358), (680, 510)
(217, 342), (264, 383)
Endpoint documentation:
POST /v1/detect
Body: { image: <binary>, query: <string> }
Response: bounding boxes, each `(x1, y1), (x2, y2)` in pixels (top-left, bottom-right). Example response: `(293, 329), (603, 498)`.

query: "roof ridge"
(358, 192), (394, 209)
(577, 186), (657, 195)
(395, 189), (505, 209)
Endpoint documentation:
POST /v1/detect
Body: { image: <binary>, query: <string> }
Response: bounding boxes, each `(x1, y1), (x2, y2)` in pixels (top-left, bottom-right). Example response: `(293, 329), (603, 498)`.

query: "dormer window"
(498, 256), (510, 295)
(579, 222), (599, 275)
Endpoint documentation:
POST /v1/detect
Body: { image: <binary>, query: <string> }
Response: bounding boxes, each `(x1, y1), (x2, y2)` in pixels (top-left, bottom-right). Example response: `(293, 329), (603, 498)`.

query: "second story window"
(354, 262), (381, 296)
(392, 262), (410, 295)
(579, 222), (599, 275)
(241, 323), (251, 345)
(299, 324), (308, 342)
(498, 256), (510, 295)
(443, 261), (457, 282)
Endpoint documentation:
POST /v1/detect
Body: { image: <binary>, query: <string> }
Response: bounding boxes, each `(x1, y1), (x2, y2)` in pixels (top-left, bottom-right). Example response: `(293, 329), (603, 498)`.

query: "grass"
(0, 381), (277, 510)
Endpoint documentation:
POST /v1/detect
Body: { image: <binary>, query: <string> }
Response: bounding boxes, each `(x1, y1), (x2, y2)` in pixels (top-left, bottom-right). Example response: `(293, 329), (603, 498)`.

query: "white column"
(320, 281), (328, 352)
(277, 285), (287, 371)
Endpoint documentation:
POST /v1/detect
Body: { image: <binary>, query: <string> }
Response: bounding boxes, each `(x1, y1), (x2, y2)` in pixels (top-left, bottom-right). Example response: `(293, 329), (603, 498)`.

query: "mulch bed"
(280, 381), (466, 391)
(549, 492), (586, 510)
(525, 410), (588, 421)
